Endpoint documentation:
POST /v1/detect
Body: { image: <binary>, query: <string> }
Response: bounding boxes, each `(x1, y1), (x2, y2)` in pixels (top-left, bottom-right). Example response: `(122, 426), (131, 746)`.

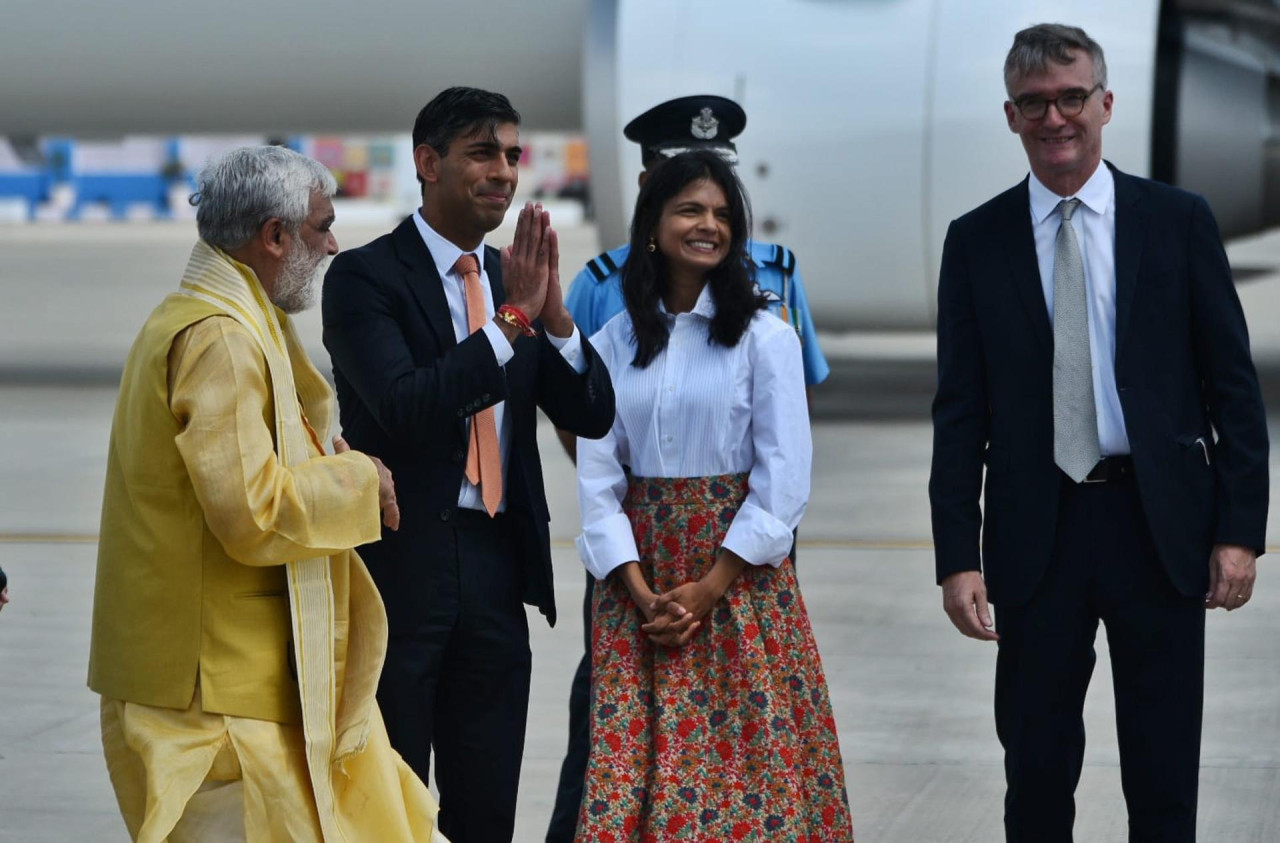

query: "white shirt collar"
(1028, 160), (1114, 224)
(412, 209), (485, 280)
(657, 283), (717, 319)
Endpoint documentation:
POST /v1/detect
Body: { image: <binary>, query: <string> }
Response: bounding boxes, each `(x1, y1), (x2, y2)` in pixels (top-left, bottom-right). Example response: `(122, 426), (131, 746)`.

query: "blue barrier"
(72, 174), (169, 219)
(0, 172), (48, 219)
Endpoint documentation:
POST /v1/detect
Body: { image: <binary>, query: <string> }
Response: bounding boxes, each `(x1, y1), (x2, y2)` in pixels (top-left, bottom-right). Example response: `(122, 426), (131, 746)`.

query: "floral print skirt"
(576, 473), (854, 842)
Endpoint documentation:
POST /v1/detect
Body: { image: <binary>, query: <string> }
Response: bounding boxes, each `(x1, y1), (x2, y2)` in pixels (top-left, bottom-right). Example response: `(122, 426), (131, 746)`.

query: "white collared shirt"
(1028, 164), (1130, 456)
(412, 210), (586, 512)
(576, 285), (812, 579)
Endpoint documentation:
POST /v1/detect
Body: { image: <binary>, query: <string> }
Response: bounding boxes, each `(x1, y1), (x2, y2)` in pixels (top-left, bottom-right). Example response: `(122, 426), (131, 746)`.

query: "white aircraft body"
(2, 0), (1277, 328)
(587, 0), (1280, 328)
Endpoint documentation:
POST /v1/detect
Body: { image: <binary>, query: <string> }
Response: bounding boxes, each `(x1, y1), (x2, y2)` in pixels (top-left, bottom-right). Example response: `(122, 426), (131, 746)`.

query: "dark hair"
(411, 86), (521, 183)
(622, 150), (765, 368)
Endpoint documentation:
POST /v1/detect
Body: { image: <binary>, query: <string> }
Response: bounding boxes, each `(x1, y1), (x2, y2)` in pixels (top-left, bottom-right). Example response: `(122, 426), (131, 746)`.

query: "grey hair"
(1004, 23), (1108, 97)
(191, 146), (336, 251)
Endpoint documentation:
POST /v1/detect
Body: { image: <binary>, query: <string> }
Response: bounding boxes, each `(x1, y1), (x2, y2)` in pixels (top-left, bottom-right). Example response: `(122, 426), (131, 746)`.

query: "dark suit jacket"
(322, 216), (615, 629)
(930, 163), (1268, 607)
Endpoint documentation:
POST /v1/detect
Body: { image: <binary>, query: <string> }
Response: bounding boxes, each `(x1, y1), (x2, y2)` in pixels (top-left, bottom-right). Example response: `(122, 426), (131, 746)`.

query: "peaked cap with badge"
(624, 94), (747, 167)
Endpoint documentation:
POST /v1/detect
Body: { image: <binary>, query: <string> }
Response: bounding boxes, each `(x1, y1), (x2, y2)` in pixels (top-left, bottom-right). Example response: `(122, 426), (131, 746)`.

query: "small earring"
(646, 237), (656, 253)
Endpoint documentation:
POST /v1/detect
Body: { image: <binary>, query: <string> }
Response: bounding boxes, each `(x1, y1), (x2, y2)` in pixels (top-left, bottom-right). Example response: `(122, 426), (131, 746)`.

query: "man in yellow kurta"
(88, 146), (446, 842)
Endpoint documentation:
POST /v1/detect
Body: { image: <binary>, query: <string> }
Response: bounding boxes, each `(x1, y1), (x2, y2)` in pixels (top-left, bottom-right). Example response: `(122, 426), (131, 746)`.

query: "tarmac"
(1, 218), (1279, 841)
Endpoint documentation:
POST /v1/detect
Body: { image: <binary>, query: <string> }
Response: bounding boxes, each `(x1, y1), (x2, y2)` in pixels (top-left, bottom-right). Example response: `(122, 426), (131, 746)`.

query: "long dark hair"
(622, 151), (765, 368)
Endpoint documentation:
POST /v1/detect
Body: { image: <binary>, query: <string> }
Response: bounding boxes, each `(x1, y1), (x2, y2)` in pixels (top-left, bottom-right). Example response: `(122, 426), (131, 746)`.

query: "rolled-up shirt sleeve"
(722, 323), (812, 566)
(575, 334), (636, 579)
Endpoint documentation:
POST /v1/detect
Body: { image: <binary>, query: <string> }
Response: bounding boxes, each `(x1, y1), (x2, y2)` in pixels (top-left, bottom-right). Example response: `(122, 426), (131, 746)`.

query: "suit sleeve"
(1186, 196), (1270, 553)
(170, 317), (382, 567)
(534, 322), (616, 441)
(929, 220), (990, 583)
(322, 249), (509, 451)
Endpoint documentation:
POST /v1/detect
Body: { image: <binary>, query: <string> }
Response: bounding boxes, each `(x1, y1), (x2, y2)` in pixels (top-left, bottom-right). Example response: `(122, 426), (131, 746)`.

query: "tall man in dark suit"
(322, 87), (615, 843)
(930, 24), (1268, 842)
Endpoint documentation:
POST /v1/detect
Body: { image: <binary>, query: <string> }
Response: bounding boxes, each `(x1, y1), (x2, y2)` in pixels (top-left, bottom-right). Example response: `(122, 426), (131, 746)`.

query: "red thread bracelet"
(497, 304), (538, 337)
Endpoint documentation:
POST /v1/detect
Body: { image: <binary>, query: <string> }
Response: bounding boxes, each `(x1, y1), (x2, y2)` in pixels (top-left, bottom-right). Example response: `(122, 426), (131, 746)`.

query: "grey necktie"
(1052, 198), (1101, 482)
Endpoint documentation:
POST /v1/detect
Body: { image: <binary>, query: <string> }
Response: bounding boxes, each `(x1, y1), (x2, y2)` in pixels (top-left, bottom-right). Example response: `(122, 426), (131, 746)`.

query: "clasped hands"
(498, 202), (574, 340)
(636, 580), (720, 648)
(619, 551), (747, 648)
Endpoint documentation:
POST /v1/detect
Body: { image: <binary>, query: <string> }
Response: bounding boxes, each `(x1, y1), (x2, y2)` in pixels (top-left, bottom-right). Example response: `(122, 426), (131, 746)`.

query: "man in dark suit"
(322, 87), (615, 843)
(930, 24), (1268, 842)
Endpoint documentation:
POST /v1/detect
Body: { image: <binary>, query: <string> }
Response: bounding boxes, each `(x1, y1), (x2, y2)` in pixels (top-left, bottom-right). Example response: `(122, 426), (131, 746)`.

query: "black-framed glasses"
(1011, 84), (1103, 120)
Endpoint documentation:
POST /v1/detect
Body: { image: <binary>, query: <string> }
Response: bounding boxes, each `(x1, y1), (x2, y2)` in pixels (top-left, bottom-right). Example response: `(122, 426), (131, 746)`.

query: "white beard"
(272, 243), (329, 314)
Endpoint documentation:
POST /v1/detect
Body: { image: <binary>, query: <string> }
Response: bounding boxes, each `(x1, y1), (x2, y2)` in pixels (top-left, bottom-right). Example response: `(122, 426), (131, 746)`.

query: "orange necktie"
(454, 254), (503, 516)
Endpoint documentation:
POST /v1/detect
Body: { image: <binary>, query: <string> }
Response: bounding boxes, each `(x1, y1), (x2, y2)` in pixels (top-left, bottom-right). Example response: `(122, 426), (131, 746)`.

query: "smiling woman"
(619, 151), (763, 368)
(655, 179), (731, 278)
(573, 147), (855, 840)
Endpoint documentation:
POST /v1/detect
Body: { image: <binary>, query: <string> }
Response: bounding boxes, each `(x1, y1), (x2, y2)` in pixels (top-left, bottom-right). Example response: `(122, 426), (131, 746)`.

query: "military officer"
(560, 95), (828, 386)
(546, 94), (829, 843)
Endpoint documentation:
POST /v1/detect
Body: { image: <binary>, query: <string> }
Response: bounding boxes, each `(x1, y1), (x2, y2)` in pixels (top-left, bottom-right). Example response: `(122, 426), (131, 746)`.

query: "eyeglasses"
(1011, 84), (1103, 120)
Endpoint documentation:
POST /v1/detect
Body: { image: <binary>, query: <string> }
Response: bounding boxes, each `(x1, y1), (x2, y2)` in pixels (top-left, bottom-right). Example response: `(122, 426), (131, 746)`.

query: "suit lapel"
(1002, 178), (1053, 355)
(392, 215), (458, 351)
(1111, 164), (1148, 359)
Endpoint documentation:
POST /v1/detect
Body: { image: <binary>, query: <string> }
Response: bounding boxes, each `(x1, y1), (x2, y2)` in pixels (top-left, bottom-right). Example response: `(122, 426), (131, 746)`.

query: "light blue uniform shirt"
(564, 239), (829, 386)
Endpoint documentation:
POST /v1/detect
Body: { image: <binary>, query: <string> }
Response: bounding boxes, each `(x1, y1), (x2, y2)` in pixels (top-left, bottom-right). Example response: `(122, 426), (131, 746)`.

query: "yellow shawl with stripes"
(177, 240), (445, 842)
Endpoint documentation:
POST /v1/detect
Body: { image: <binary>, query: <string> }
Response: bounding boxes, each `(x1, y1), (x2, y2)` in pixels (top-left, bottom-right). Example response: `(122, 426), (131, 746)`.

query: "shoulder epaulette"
(586, 250), (621, 283)
(762, 244), (796, 275)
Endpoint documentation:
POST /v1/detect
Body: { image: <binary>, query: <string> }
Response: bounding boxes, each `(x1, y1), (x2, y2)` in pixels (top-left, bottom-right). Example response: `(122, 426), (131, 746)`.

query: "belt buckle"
(1082, 460), (1107, 484)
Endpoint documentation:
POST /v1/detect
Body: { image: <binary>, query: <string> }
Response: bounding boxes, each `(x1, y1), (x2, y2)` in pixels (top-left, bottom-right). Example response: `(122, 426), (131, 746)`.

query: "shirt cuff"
(545, 324), (587, 374)
(576, 512), (639, 580)
(721, 500), (794, 568)
(481, 320), (515, 366)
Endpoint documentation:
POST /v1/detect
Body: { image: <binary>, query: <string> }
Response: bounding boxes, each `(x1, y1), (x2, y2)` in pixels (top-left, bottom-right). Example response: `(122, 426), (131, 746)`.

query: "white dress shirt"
(412, 210), (586, 512)
(1028, 164), (1131, 456)
(576, 285), (812, 580)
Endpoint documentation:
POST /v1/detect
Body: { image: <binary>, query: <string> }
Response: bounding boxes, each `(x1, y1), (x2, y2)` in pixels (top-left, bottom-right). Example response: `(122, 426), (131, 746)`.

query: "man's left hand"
(541, 227), (574, 338)
(1206, 543), (1257, 610)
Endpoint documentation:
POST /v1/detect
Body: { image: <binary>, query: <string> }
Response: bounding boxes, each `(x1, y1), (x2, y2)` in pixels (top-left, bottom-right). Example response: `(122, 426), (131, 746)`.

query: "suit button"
(439, 509), (452, 522)
(450, 448), (464, 462)
(457, 409), (466, 418)
(481, 393), (491, 402)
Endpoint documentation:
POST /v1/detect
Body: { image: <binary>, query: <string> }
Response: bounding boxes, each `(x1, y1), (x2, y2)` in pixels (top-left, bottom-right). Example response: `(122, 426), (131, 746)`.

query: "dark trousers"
(546, 534), (800, 842)
(546, 572), (594, 843)
(377, 511), (532, 843)
(995, 474), (1205, 843)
